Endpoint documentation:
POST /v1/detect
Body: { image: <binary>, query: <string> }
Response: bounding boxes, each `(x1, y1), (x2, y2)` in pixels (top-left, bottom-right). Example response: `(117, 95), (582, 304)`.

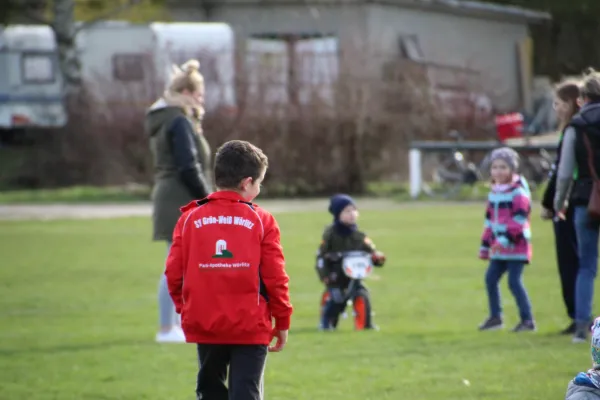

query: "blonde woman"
(555, 68), (600, 343)
(146, 60), (213, 343)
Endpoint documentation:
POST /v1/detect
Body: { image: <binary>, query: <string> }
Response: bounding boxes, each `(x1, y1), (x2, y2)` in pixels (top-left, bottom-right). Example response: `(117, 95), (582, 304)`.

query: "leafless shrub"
(6, 42), (499, 196)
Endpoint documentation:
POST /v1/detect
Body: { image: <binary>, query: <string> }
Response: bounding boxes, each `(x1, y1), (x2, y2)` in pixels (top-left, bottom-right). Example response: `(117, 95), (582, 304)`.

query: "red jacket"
(165, 191), (293, 345)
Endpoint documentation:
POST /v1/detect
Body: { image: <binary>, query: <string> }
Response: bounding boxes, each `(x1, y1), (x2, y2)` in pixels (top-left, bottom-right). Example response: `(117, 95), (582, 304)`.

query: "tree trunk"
(51, 0), (81, 88)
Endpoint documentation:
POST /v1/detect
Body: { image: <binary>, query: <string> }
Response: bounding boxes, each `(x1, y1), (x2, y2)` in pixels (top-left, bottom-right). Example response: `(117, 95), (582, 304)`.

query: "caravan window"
(21, 53), (55, 84)
(112, 54), (145, 82)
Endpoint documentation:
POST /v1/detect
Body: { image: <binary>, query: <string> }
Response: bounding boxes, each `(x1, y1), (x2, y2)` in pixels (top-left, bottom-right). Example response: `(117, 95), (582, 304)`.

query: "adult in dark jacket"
(145, 59), (213, 343)
(555, 68), (600, 343)
(541, 80), (581, 335)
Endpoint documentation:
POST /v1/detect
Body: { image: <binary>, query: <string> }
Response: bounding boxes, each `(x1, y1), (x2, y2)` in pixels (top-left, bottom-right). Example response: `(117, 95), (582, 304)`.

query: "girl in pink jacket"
(478, 147), (535, 333)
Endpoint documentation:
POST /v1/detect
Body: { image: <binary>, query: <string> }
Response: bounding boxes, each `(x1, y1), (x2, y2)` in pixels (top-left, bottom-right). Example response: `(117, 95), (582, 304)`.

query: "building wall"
(193, 4), (372, 96)
(175, 4), (367, 50)
(366, 5), (530, 111)
(171, 2), (531, 111)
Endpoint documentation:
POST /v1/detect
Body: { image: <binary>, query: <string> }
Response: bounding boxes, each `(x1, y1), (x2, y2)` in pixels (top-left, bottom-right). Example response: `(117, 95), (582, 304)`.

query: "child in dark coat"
(315, 194), (386, 330)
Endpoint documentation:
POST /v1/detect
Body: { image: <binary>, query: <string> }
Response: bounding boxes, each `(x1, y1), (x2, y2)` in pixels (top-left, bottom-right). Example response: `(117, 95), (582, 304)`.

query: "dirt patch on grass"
(0, 199), (478, 221)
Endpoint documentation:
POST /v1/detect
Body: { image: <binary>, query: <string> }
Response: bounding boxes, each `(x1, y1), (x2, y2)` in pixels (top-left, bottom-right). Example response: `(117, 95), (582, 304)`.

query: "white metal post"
(409, 149), (422, 199)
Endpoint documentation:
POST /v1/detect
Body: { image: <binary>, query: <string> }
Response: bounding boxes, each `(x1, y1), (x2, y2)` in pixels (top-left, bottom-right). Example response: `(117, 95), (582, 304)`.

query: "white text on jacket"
(193, 216), (254, 230)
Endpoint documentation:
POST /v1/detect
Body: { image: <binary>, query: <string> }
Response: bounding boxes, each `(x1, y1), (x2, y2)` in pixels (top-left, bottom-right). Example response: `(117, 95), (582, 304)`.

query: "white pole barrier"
(409, 149), (422, 199)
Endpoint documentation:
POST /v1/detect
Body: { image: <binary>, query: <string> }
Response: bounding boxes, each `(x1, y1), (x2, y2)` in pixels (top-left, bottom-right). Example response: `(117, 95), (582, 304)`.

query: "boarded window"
(112, 54), (145, 81)
(21, 53), (55, 84)
(399, 35), (424, 61)
(245, 34), (339, 106)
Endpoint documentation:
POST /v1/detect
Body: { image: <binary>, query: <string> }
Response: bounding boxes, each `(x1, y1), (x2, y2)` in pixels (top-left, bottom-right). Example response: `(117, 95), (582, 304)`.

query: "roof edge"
(207, 0), (551, 23)
(375, 0), (551, 23)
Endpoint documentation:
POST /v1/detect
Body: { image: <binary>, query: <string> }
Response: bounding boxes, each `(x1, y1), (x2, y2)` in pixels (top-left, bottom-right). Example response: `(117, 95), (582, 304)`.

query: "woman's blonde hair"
(581, 67), (600, 102)
(163, 59), (205, 129)
(168, 59), (204, 94)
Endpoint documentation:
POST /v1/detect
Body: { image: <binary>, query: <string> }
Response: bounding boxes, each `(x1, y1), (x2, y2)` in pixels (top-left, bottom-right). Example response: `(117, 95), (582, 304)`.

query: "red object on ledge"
(495, 112), (524, 142)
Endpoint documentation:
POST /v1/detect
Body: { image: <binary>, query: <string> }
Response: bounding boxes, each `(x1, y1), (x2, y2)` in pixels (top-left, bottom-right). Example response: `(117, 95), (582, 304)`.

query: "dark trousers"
(553, 206), (580, 320)
(321, 282), (373, 329)
(196, 344), (267, 400)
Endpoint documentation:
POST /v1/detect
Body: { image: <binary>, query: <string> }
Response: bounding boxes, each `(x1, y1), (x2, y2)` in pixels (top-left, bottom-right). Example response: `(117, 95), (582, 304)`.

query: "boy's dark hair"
(214, 140), (269, 189)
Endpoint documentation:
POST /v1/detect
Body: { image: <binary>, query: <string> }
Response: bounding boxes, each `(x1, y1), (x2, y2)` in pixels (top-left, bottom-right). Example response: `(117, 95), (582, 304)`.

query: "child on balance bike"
(315, 194), (386, 331)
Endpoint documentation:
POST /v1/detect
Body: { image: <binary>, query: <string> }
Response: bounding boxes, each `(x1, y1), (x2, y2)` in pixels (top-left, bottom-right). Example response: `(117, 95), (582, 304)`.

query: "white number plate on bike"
(342, 254), (373, 279)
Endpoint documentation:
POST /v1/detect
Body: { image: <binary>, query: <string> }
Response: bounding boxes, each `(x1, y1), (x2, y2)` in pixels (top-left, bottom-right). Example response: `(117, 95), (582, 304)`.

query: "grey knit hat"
(488, 147), (520, 171)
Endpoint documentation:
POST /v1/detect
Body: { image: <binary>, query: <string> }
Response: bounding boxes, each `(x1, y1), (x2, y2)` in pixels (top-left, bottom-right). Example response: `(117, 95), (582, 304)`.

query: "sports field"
(0, 203), (595, 399)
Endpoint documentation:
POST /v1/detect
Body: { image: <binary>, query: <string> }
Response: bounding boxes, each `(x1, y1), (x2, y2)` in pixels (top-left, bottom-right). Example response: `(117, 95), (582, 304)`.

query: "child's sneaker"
(573, 330), (588, 343)
(573, 328), (589, 343)
(512, 320), (536, 332)
(572, 321), (593, 343)
(478, 317), (503, 331)
(560, 322), (576, 335)
(155, 327), (186, 343)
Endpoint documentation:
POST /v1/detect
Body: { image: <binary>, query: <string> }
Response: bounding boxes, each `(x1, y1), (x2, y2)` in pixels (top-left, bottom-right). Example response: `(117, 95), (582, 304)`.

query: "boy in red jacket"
(165, 140), (293, 400)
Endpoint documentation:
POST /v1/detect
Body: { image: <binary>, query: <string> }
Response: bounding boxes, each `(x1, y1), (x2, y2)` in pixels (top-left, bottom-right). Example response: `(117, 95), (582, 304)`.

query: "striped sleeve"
(479, 203), (493, 259)
(506, 187), (531, 243)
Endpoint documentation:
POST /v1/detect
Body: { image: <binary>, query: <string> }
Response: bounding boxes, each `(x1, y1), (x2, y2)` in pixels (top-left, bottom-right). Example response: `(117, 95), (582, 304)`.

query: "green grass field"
(0, 182), (546, 204)
(0, 204), (595, 399)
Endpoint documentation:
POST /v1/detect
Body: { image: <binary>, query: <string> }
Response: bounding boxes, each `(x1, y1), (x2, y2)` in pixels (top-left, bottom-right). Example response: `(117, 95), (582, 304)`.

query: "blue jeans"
(574, 206), (599, 324)
(485, 260), (533, 321)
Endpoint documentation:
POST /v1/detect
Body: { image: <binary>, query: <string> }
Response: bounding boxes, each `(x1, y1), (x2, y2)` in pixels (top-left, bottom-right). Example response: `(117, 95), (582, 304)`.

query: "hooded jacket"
(571, 102), (600, 205)
(479, 175), (532, 263)
(165, 191), (293, 344)
(146, 93), (212, 241)
(566, 379), (600, 400)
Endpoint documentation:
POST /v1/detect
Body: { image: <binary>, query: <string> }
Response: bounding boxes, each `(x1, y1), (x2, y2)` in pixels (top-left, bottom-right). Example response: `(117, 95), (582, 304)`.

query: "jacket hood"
(571, 102), (600, 136)
(566, 380), (600, 399)
(516, 174), (531, 197)
(145, 99), (175, 138)
(491, 174), (530, 196)
(145, 91), (204, 137)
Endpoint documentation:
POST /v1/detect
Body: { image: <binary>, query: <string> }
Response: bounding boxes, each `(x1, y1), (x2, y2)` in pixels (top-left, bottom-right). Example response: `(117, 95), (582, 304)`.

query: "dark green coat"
(315, 225), (379, 288)
(146, 101), (212, 241)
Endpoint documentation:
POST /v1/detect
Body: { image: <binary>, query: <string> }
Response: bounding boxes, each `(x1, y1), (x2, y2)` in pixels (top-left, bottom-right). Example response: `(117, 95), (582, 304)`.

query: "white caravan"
(0, 25), (67, 133)
(75, 21), (235, 112)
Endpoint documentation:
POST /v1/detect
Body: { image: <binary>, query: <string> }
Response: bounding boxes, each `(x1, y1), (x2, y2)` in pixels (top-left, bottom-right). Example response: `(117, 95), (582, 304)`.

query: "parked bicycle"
(421, 130), (482, 199)
(423, 130), (553, 199)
